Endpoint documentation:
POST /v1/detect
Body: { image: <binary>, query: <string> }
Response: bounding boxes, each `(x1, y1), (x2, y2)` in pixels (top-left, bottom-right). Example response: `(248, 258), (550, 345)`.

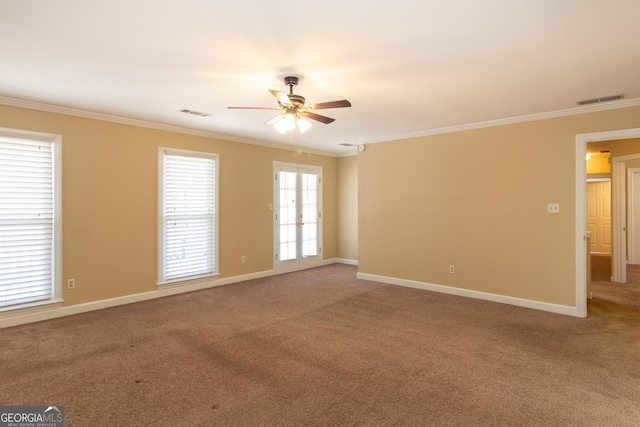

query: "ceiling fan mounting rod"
(284, 76), (299, 94)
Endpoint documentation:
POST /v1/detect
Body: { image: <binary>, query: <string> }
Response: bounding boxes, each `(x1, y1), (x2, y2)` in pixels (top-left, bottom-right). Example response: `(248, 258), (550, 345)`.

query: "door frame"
(273, 161), (323, 273)
(611, 154), (640, 282)
(627, 168), (640, 264)
(576, 127), (640, 317)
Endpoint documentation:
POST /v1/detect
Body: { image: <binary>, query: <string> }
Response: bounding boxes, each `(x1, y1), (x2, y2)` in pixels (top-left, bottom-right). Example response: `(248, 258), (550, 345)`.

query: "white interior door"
(274, 163), (322, 273)
(586, 180), (612, 255)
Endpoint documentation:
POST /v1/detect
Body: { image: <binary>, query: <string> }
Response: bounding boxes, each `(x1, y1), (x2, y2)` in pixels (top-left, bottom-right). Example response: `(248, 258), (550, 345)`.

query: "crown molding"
(3, 94), (639, 154)
(0, 96), (339, 158)
(364, 97), (640, 144)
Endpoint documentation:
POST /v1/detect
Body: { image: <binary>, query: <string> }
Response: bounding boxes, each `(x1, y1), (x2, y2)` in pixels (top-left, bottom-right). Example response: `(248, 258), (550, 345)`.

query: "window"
(0, 129), (61, 311)
(159, 148), (218, 284)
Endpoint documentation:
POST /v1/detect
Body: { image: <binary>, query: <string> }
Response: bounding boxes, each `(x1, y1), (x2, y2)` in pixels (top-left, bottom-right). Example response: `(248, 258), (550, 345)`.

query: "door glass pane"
(301, 173), (318, 257)
(279, 171), (297, 261)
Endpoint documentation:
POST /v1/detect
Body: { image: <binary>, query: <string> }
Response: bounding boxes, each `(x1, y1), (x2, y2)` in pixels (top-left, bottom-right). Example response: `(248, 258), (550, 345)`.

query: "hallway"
(589, 254), (640, 317)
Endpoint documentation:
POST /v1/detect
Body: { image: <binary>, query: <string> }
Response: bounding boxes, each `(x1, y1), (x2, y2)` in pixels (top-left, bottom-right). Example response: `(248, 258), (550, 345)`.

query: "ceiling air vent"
(577, 94), (624, 106)
(180, 109), (213, 118)
(339, 143), (357, 147)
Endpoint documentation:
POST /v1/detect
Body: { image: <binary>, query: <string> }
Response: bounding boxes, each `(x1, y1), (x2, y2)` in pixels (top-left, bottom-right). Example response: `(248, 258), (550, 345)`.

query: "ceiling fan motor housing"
(287, 94), (305, 107)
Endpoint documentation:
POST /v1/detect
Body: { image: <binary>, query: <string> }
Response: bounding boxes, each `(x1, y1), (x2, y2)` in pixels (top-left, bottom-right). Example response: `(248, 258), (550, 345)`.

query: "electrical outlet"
(67, 279), (75, 289)
(547, 203), (560, 213)
(241, 256), (246, 264)
(449, 265), (455, 274)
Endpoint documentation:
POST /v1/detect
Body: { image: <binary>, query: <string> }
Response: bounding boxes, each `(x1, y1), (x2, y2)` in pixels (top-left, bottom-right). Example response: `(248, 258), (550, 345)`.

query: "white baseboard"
(323, 258), (358, 266)
(0, 269), (275, 329)
(357, 272), (578, 317)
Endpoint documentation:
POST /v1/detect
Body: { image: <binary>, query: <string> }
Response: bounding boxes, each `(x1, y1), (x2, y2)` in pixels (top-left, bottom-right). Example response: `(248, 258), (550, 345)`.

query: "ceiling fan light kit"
(228, 76), (351, 134)
(296, 116), (312, 133)
(269, 106), (312, 134)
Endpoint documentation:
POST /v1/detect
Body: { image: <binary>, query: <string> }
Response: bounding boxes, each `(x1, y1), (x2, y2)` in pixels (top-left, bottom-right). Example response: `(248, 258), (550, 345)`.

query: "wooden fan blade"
(309, 99), (351, 110)
(227, 106), (282, 110)
(301, 111), (335, 124)
(269, 90), (293, 107)
(264, 115), (282, 125)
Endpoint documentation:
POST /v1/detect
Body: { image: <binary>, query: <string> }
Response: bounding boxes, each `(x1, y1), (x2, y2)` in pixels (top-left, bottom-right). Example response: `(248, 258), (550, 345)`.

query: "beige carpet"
(1, 264), (640, 426)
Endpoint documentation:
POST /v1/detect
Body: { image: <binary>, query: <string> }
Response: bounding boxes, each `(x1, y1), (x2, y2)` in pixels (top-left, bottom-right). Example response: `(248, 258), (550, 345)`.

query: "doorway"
(273, 162), (323, 273)
(576, 127), (640, 317)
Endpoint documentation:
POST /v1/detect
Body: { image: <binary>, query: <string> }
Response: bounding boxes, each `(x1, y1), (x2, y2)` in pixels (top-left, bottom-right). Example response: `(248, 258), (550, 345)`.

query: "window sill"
(0, 299), (64, 318)
(156, 273), (220, 290)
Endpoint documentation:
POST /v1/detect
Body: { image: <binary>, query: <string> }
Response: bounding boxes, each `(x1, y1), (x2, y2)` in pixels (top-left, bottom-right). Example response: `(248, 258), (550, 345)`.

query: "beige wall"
(4, 100), (640, 313)
(358, 106), (640, 307)
(610, 138), (640, 158)
(0, 104), (341, 307)
(337, 156), (358, 261)
(586, 154), (610, 174)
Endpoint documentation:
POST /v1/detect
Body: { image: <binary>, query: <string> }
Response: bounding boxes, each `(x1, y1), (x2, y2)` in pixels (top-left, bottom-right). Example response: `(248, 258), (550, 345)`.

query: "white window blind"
(161, 150), (218, 282)
(0, 136), (55, 309)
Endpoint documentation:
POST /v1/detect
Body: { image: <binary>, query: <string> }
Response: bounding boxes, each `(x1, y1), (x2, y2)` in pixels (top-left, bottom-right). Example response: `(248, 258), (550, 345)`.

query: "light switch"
(547, 203), (560, 213)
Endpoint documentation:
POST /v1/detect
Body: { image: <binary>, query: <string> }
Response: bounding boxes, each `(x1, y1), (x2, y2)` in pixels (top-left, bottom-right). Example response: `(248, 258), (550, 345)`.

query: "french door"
(274, 162), (322, 273)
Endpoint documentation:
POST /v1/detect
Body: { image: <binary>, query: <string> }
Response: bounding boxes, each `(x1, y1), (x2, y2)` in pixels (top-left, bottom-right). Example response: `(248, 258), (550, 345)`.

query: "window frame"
(157, 147), (219, 286)
(0, 127), (62, 313)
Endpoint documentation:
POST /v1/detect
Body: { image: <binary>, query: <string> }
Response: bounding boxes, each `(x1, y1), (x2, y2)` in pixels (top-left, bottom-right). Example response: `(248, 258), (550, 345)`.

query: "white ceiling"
(1, 1), (639, 155)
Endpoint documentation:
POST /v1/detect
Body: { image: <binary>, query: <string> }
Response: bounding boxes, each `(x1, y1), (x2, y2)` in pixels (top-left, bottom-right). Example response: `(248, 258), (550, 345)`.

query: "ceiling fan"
(228, 76), (351, 134)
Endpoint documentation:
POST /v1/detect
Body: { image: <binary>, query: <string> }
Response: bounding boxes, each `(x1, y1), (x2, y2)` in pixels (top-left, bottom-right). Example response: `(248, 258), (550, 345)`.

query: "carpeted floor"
(1, 263), (640, 426)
